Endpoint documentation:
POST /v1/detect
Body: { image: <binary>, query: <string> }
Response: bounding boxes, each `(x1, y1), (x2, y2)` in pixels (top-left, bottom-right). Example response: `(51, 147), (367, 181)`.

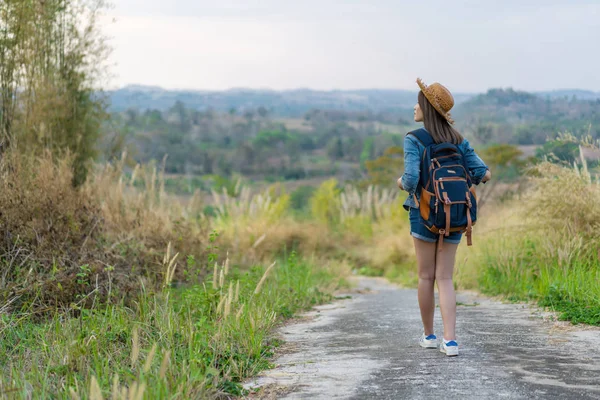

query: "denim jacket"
(401, 130), (489, 210)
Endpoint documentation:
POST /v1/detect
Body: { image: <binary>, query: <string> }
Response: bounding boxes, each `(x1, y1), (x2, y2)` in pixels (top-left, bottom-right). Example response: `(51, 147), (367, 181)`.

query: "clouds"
(103, 0), (600, 91)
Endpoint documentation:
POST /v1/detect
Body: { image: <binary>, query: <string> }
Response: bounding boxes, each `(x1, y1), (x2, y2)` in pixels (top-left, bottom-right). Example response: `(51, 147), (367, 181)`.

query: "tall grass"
(0, 151), (212, 313)
(456, 151), (600, 325)
(6, 139), (600, 399)
(307, 181), (415, 280)
(0, 152), (354, 397)
(0, 250), (347, 398)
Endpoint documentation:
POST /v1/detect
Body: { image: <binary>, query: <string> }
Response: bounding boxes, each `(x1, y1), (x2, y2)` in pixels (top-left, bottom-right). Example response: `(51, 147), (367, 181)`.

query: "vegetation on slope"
(2, 2), (600, 398)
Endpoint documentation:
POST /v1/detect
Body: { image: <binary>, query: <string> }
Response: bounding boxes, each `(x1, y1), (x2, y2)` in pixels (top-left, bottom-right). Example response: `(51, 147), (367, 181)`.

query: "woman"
(397, 78), (491, 357)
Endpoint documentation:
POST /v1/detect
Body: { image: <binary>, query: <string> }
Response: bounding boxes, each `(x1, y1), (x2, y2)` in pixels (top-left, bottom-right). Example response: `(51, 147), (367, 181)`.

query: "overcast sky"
(103, 0), (600, 92)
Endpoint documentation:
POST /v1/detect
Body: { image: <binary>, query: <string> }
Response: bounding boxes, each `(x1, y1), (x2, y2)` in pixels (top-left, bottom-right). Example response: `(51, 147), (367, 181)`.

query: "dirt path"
(244, 277), (600, 399)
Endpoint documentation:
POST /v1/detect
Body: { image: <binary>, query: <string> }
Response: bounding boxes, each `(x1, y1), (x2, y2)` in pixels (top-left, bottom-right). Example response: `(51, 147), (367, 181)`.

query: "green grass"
(356, 265), (384, 277)
(456, 302), (480, 307)
(474, 237), (600, 326)
(0, 252), (342, 398)
(384, 262), (418, 287)
(539, 285), (600, 325)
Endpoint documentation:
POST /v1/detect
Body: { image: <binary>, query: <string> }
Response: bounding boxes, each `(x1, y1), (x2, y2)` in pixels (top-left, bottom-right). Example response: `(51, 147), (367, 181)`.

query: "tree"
(257, 106), (268, 118)
(0, 0), (110, 185)
(471, 120), (494, 145)
(360, 137), (374, 170)
(327, 136), (344, 160)
(480, 144), (527, 182)
(364, 146), (403, 187)
(536, 140), (580, 165)
(202, 152), (213, 174)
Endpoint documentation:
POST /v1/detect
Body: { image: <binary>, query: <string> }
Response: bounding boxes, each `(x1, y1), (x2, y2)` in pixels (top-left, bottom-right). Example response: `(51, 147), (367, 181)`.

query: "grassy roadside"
(3, 144), (600, 400)
(347, 154), (600, 327)
(0, 252), (348, 398)
(457, 222), (600, 326)
(456, 160), (600, 326)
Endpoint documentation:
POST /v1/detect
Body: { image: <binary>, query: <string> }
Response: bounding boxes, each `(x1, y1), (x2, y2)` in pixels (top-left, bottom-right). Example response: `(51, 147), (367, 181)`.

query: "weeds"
(0, 151), (213, 313)
(456, 150), (600, 325)
(0, 250), (347, 398)
(4, 136), (600, 400)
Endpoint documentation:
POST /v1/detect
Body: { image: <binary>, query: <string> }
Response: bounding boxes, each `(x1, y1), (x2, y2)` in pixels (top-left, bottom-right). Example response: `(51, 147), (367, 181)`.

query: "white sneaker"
(440, 340), (459, 356)
(419, 333), (438, 349)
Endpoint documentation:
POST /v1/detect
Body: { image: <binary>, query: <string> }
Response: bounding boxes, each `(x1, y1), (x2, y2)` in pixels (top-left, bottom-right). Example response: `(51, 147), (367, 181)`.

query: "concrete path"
(245, 277), (600, 400)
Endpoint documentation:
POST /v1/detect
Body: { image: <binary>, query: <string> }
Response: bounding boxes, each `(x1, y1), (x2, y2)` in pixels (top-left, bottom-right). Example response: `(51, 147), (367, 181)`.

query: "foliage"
(0, 151), (212, 313)
(364, 146), (403, 187)
(360, 137), (375, 170)
(0, 251), (347, 398)
(310, 179), (341, 224)
(535, 140), (580, 165)
(481, 144), (524, 167)
(109, 101), (412, 185)
(456, 156), (600, 326)
(326, 136), (345, 160)
(456, 88), (600, 145)
(251, 130), (293, 147)
(0, 0), (110, 185)
(480, 144), (527, 181)
(290, 185), (316, 212)
(109, 87), (600, 190)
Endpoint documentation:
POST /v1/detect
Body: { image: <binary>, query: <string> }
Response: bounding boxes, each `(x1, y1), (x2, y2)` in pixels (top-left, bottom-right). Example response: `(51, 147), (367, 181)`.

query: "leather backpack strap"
(442, 192), (451, 237)
(466, 191), (473, 246)
(466, 212), (473, 246)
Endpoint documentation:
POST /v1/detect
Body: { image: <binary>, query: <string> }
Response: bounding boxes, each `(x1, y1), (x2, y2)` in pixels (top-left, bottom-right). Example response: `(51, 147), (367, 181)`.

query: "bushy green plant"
(0, 250), (344, 398)
(310, 179), (341, 224)
(456, 156), (600, 325)
(536, 140), (580, 165)
(290, 185), (316, 212)
(0, 0), (109, 185)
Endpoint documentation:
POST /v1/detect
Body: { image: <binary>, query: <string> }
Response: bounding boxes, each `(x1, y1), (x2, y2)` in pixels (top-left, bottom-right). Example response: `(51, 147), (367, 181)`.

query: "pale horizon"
(103, 0), (600, 93)
(113, 83), (600, 94)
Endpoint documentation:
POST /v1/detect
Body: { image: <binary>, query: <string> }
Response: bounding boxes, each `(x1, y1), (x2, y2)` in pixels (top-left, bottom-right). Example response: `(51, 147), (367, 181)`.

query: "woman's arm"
(462, 139), (490, 185)
(482, 169), (492, 183)
(400, 135), (421, 194)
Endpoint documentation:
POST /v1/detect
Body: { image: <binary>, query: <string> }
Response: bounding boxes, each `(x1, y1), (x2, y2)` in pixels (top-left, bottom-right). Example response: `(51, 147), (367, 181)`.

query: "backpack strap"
(407, 128), (435, 189)
(408, 129), (473, 186)
(406, 128), (434, 147)
(466, 191), (473, 246)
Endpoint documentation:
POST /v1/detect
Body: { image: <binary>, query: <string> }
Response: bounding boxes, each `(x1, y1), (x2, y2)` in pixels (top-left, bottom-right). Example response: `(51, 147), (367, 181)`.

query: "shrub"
(310, 179), (341, 224)
(290, 185), (316, 211)
(456, 158), (600, 325)
(0, 152), (210, 313)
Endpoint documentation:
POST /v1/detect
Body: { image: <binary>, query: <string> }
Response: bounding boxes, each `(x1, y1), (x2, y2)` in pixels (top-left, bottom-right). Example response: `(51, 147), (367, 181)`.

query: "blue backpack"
(408, 128), (477, 249)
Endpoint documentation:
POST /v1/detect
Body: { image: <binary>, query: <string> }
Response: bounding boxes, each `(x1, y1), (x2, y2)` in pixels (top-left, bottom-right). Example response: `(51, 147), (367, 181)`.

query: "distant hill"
(536, 89), (600, 101)
(455, 87), (600, 121)
(108, 85), (600, 118)
(107, 86), (600, 179)
(452, 88), (600, 144)
(107, 86), (475, 116)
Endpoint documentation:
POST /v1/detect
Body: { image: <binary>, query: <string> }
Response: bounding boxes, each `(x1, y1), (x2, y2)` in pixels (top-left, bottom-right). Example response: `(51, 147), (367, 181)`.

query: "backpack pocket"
(419, 188), (435, 221)
(433, 176), (470, 233)
(434, 177), (469, 206)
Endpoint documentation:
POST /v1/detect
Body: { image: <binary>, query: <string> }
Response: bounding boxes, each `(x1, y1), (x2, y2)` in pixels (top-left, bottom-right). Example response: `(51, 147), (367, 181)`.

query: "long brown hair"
(418, 91), (463, 145)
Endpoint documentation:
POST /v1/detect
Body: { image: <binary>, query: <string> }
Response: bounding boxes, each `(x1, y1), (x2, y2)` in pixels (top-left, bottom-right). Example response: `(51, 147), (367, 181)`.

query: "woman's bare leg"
(413, 238), (438, 336)
(435, 242), (459, 340)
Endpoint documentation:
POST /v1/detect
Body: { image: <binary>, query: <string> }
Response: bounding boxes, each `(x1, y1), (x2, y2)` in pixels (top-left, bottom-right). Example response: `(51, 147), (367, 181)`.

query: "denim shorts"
(409, 207), (462, 244)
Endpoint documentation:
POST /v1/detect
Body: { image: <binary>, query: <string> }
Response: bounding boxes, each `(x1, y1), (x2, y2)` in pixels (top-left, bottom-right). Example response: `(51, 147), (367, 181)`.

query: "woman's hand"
(397, 177), (404, 190)
(481, 170), (492, 183)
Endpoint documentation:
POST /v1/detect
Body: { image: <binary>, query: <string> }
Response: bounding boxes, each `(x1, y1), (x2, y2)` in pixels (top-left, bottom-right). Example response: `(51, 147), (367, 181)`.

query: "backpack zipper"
(433, 164), (468, 180)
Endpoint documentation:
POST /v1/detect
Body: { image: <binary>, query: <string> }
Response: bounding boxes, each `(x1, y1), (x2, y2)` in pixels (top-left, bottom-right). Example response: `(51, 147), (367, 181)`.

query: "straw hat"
(416, 78), (455, 125)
